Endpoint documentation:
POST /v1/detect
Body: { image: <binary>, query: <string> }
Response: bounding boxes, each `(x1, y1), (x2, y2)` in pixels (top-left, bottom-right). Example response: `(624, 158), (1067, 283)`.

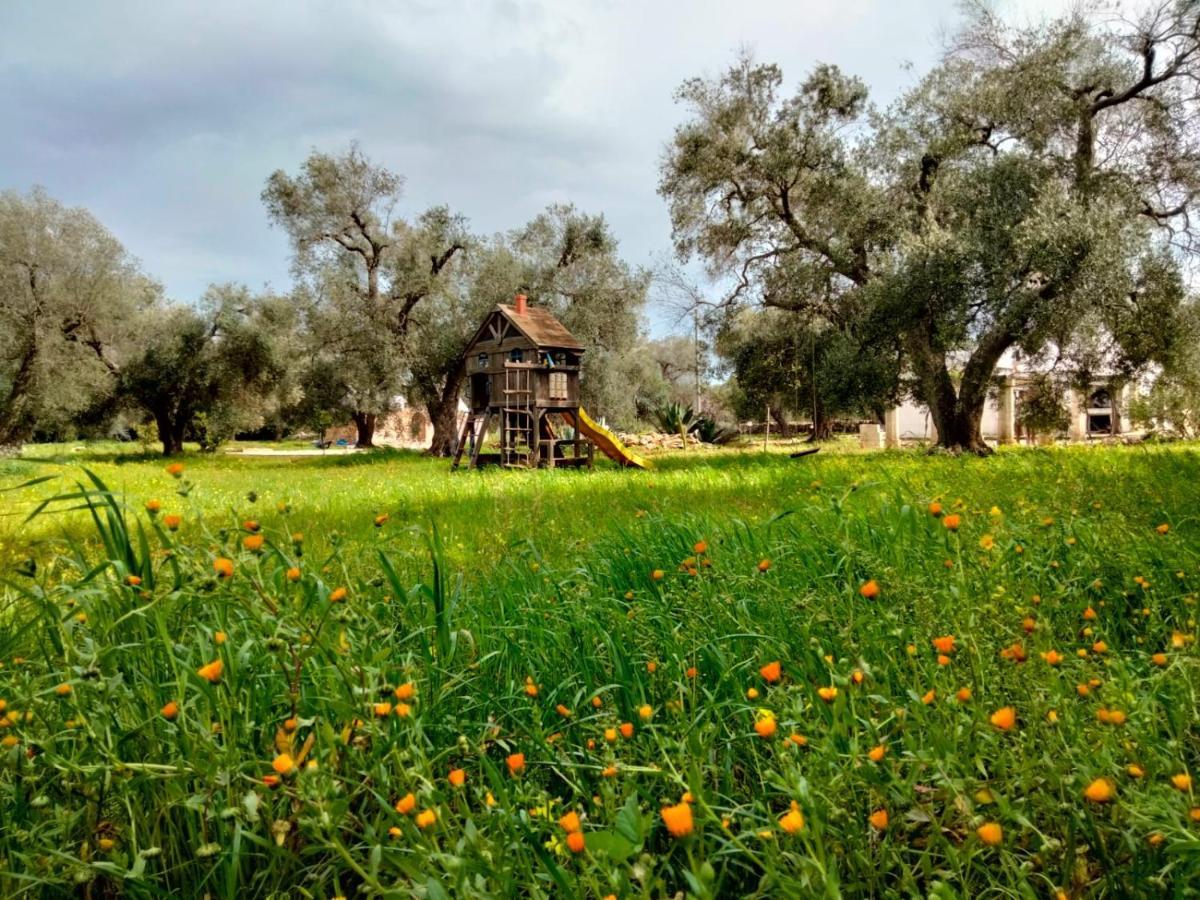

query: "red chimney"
(514, 293), (528, 315)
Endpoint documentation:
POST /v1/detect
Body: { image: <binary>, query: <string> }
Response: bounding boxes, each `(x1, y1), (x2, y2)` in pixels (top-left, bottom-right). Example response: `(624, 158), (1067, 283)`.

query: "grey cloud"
(0, 0), (1078, 326)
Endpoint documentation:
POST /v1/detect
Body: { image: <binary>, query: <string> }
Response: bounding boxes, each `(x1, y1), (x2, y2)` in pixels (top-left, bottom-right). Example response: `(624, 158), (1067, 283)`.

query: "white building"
(880, 351), (1136, 447)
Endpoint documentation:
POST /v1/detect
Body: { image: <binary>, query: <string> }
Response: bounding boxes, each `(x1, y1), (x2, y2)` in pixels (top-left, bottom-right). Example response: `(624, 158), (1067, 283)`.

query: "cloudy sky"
(2, 0), (1075, 329)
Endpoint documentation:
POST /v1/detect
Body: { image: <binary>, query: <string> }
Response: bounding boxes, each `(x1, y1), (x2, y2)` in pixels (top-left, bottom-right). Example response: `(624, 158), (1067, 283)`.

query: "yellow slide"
(564, 407), (650, 469)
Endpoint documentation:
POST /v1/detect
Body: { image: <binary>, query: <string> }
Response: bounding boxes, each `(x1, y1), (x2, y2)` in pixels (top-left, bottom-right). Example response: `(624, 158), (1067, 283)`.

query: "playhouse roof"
(484, 302), (584, 351)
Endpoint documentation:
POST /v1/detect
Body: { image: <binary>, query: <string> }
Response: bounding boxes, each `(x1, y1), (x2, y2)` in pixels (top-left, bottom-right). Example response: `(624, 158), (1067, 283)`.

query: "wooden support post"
(470, 411), (491, 469)
(451, 413), (475, 471)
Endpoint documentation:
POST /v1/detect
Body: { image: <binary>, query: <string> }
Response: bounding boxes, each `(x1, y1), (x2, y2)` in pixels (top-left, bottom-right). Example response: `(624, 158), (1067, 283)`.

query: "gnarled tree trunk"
(154, 409), (187, 456)
(806, 397), (833, 442)
(426, 368), (466, 458)
(352, 411), (376, 448)
(909, 326), (1011, 455)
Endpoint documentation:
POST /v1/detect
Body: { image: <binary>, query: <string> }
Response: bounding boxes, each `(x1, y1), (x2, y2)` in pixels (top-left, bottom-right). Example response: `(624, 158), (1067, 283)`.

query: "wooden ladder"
(501, 367), (534, 468)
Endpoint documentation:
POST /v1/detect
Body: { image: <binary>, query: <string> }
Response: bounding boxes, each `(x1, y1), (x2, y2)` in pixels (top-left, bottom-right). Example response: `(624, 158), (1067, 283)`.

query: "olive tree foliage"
(512, 205), (652, 429)
(1129, 298), (1200, 434)
(262, 143), (468, 446)
(661, 2), (1200, 453)
(0, 188), (157, 451)
(404, 239), (512, 456)
(718, 307), (898, 437)
(119, 285), (290, 455)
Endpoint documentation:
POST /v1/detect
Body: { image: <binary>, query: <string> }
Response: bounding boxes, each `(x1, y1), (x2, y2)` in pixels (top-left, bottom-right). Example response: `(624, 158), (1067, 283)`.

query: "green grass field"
(1, 443), (1199, 898)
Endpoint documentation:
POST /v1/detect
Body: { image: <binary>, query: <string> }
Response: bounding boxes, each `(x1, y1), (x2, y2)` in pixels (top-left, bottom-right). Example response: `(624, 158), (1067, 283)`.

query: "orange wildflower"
(415, 809), (437, 829)
(942, 514), (961, 531)
(989, 707), (1016, 731)
(329, 587), (347, 603)
(661, 801), (694, 838)
(242, 534), (264, 552)
(559, 811), (581, 833)
(817, 686), (838, 702)
(693, 540), (708, 554)
(754, 714), (777, 739)
(859, 579), (880, 599)
(976, 822), (1003, 845)
(956, 687), (972, 702)
(272, 753), (295, 775)
(566, 830), (586, 853)
(196, 659), (223, 683)
(1084, 778), (1114, 802)
(448, 768), (466, 787)
(759, 660), (782, 683)
(162, 514), (182, 530)
(757, 558), (771, 572)
(160, 701), (179, 720)
(1171, 773), (1192, 792)
(932, 635), (956, 654)
(394, 682), (415, 701)
(778, 802), (805, 834)
(213, 558), (234, 579)
(922, 689), (936, 705)
(1151, 652), (1168, 666)
(869, 809), (889, 830)
(650, 569), (664, 581)
(506, 753), (525, 776)
(395, 793), (416, 815)
(165, 462), (184, 477)
(928, 501), (943, 517)
(999, 642), (1027, 663)
(868, 744), (886, 762)
(1041, 650), (1063, 666)
(373, 702), (392, 718)
(619, 722), (634, 739)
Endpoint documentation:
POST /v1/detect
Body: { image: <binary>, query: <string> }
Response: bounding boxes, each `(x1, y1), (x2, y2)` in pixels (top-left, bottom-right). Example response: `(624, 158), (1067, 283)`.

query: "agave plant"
(690, 416), (737, 445)
(653, 402), (696, 440)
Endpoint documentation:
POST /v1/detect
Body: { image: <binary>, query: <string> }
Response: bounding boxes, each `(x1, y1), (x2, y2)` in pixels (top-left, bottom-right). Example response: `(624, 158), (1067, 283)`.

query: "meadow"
(1, 442), (1198, 898)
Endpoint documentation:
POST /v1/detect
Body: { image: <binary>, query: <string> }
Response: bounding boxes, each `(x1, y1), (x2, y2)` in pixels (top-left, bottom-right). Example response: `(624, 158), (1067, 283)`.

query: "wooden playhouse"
(451, 294), (646, 470)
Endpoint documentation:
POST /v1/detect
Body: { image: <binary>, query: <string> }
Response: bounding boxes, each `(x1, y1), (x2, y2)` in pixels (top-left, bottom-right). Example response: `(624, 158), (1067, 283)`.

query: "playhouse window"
(549, 371), (568, 400)
(509, 349), (525, 363)
(476, 353), (489, 370)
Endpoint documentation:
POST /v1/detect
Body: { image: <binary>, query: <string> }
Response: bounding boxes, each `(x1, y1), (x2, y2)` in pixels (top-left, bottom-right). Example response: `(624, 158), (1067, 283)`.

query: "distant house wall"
(325, 402), (467, 449)
(892, 379), (1134, 442)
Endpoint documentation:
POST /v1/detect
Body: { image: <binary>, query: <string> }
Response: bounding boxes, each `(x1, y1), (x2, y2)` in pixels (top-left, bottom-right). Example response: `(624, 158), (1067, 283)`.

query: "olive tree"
(661, 2), (1200, 452)
(0, 188), (156, 452)
(262, 144), (468, 446)
(119, 285), (287, 455)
